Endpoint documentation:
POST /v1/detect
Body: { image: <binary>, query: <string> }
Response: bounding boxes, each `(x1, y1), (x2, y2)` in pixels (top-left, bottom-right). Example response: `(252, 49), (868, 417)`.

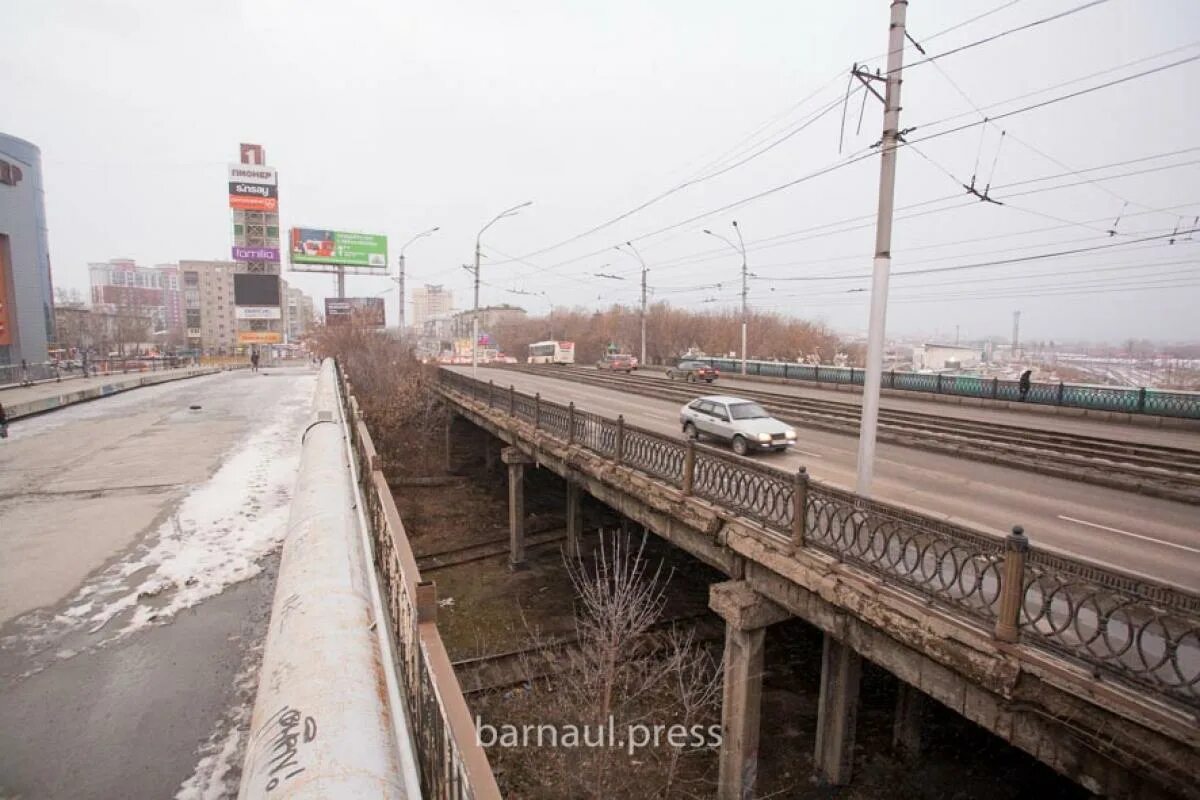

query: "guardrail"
(240, 360), (419, 799)
(340, 365), (503, 800)
(439, 369), (1200, 711)
(0, 357), (205, 389)
(695, 357), (1200, 419)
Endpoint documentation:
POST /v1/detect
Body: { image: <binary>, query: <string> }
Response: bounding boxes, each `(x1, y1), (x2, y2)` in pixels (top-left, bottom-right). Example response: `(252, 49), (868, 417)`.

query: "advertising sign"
(227, 164), (276, 186)
(325, 297), (386, 328)
(229, 195), (278, 212)
(237, 331), (283, 344)
(233, 274), (281, 306)
(290, 228), (388, 269)
(228, 182), (278, 199)
(235, 306), (282, 320)
(231, 245), (280, 263)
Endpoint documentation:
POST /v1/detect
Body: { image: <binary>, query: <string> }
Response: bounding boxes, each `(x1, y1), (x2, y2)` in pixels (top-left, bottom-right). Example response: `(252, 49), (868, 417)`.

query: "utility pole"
(616, 242), (649, 366)
(703, 221), (750, 375)
(473, 202), (532, 378)
(853, 0), (908, 497)
(396, 227), (439, 336)
(1012, 310), (1021, 358)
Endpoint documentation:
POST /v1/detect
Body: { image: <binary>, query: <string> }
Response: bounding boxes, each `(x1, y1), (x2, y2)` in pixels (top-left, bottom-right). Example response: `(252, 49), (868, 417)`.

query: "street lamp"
(395, 226), (439, 335)
(703, 221), (749, 375)
(473, 201), (532, 377)
(614, 242), (648, 366)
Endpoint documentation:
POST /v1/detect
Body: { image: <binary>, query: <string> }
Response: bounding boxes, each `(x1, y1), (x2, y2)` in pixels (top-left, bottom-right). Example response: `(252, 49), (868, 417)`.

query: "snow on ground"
(0, 372), (314, 668)
(174, 638), (265, 800)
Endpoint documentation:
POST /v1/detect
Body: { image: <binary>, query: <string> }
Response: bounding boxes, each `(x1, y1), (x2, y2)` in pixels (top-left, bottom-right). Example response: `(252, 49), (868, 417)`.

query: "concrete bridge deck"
(463, 367), (1200, 592)
(437, 367), (1200, 799)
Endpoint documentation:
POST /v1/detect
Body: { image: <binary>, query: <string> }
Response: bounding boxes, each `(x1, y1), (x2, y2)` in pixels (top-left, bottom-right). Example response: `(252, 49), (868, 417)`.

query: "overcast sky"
(4, 0), (1199, 344)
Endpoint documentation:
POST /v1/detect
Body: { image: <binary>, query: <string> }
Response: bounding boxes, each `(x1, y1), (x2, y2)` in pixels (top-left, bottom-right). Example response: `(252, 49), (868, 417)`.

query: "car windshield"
(729, 403), (769, 420)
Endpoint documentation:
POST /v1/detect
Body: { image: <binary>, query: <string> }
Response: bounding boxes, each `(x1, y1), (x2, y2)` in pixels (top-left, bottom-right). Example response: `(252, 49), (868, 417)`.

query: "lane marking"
(1057, 515), (1200, 555)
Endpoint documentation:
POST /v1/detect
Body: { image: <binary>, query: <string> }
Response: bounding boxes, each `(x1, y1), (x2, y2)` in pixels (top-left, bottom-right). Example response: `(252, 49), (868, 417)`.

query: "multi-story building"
(411, 284), (453, 329)
(283, 285), (315, 343)
(0, 133), (56, 366)
(179, 260), (238, 354)
(88, 259), (183, 343)
(450, 304), (526, 339)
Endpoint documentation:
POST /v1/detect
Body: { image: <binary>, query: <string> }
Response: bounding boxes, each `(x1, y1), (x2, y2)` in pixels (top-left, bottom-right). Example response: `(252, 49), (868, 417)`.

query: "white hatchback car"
(679, 395), (796, 455)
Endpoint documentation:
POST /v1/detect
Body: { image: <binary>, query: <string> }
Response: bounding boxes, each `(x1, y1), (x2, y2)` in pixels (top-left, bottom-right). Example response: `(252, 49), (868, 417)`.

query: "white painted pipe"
(238, 359), (415, 800)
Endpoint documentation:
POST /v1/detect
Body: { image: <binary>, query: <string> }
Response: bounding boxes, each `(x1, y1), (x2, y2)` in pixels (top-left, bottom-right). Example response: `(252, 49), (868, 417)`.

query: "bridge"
(435, 366), (1199, 798)
(1, 358), (1196, 799)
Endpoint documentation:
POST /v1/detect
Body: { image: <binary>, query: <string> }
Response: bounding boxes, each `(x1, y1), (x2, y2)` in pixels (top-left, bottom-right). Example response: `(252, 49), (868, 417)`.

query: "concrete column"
(444, 412), (456, 473)
(892, 682), (924, 759)
(710, 581), (789, 800)
(566, 480), (582, 560)
(814, 633), (862, 786)
(501, 447), (533, 570)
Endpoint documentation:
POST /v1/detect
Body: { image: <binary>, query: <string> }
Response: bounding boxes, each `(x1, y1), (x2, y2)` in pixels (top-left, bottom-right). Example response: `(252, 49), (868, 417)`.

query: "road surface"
(461, 367), (1200, 592)
(0, 366), (315, 800)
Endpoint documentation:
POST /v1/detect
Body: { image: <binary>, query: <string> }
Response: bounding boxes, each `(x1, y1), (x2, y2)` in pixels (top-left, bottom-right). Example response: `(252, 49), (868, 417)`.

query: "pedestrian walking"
(250, 349), (260, 373)
(1018, 369), (1032, 401)
(0, 401), (8, 439)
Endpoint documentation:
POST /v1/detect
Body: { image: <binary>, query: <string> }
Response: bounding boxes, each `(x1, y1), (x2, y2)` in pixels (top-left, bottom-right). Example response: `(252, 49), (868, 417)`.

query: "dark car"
(666, 360), (719, 383)
(598, 354), (634, 373)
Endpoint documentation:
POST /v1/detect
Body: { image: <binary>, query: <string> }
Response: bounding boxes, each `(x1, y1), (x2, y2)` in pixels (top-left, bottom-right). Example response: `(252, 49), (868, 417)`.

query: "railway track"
(416, 526), (569, 572)
(452, 612), (724, 695)
(485, 364), (1200, 504)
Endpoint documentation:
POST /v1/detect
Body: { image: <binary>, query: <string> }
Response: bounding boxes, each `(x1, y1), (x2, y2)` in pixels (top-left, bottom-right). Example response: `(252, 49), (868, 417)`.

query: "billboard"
(230, 195), (278, 212)
(236, 306), (282, 320)
(325, 297), (386, 328)
(229, 182), (277, 199)
(237, 331), (283, 344)
(233, 274), (281, 306)
(231, 245), (280, 262)
(290, 228), (388, 269)
(227, 164), (276, 186)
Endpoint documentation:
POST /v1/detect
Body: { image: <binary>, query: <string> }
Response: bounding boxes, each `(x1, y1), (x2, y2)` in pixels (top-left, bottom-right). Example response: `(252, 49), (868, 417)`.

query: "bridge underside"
(441, 391), (1199, 800)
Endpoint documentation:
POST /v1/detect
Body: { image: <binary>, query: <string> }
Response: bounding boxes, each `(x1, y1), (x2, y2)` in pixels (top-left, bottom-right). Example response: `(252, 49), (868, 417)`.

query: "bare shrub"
(478, 530), (723, 799)
(313, 326), (443, 475)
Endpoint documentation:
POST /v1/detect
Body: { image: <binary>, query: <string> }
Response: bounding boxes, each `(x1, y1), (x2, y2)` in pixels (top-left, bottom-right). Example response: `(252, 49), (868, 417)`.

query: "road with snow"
(0, 366), (315, 800)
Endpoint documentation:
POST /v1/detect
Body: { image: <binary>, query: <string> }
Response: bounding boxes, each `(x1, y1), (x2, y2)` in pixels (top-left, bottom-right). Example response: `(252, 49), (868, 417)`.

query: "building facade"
(912, 343), (982, 372)
(88, 259), (184, 344)
(449, 304), (526, 339)
(0, 133), (55, 365)
(180, 260), (238, 354)
(411, 284), (453, 329)
(283, 284), (315, 343)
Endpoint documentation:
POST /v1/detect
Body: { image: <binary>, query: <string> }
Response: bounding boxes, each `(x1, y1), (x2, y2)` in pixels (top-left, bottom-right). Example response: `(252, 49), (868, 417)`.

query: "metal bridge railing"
(696, 357), (1200, 419)
(342, 367), (503, 800)
(441, 369), (1200, 711)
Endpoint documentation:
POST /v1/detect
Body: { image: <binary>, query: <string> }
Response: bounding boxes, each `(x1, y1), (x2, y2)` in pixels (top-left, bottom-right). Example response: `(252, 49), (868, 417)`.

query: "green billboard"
(288, 228), (389, 269)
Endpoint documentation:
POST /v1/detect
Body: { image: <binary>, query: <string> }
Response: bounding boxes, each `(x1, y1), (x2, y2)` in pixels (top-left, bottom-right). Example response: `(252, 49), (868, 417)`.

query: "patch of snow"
(174, 640), (264, 800)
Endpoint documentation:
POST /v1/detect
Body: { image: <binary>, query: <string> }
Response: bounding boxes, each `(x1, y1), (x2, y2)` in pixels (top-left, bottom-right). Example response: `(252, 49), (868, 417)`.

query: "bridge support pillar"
(501, 447), (534, 571)
(892, 682), (924, 759)
(444, 412), (458, 473)
(814, 633), (862, 786)
(710, 581), (789, 800)
(566, 480), (582, 560)
(483, 436), (498, 474)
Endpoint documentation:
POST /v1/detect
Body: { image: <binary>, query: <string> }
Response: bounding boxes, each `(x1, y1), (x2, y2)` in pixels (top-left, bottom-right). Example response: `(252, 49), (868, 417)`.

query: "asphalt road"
(0, 366), (315, 800)
(459, 367), (1200, 592)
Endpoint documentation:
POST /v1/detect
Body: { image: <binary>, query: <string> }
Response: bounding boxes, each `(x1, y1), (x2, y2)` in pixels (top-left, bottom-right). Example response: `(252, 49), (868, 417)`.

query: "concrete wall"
(0, 133), (54, 366)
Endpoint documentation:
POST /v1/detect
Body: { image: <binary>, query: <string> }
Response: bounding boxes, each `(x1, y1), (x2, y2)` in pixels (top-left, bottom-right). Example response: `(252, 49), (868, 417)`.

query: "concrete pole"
(472, 238), (481, 379)
(337, 265), (346, 299)
(814, 633), (862, 785)
(640, 263), (647, 366)
(501, 447), (532, 570)
(397, 253), (406, 333)
(853, 0), (908, 497)
(735, 220), (747, 376)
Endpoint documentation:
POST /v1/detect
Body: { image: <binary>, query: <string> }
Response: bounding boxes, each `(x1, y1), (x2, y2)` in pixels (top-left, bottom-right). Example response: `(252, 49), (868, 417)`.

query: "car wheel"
(731, 436), (749, 456)
(705, 379), (714, 383)
(684, 422), (699, 440)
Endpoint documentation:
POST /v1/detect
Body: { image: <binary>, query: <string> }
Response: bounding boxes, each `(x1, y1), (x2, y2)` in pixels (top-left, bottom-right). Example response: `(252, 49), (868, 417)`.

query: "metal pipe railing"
(239, 359), (419, 800)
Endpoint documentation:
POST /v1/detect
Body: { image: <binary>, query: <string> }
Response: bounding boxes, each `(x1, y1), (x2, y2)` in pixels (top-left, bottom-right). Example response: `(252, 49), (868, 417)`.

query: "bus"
(528, 340), (575, 365)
